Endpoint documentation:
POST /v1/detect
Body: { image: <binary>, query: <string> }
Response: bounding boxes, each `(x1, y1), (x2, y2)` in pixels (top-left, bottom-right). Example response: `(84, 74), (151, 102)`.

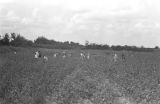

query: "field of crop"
(1, 46), (160, 104)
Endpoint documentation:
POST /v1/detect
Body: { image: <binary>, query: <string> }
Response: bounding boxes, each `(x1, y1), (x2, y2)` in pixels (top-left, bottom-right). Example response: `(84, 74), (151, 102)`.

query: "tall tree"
(11, 33), (16, 40)
(2, 33), (10, 45)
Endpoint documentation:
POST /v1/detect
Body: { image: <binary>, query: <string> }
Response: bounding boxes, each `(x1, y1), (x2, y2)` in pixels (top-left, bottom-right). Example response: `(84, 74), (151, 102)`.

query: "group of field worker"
(113, 53), (126, 62)
(34, 50), (126, 63)
(34, 51), (70, 62)
(34, 51), (91, 62)
(80, 52), (90, 59)
(34, 51), (48, 62)
(34, 51), (41, 58)
(53, 51), (71, 58)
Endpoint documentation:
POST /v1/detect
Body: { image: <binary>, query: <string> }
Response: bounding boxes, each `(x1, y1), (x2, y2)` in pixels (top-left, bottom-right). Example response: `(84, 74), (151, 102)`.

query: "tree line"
(0, 33), (83, 49)
(0, 32), (158, 52)
(85, 42), (155, 52)
(0, 33), (33, 47)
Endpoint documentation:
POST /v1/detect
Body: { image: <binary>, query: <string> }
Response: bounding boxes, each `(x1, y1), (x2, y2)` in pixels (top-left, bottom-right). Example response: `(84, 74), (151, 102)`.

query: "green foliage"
(34, 36), (82, 49)
(34, 36), (52, 44)
(0, 33), (33, 47)
(155, 46), (159, 49)
(0, 32), (158, 51)
(11, 33), (16, 40)
(0, 33), (10, 45)
(10, 34), (33, 47)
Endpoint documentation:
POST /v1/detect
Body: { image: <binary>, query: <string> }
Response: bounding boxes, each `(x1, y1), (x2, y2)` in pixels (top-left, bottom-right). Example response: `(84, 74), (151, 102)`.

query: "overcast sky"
(1, 0), (160, 47)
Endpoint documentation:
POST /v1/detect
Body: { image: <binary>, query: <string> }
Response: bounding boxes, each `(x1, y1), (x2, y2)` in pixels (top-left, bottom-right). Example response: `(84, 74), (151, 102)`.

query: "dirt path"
(46, 58), (137, 104)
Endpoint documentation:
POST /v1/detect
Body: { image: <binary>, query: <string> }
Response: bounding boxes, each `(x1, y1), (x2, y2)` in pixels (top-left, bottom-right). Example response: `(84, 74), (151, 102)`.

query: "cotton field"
(0, 46), (160, 104)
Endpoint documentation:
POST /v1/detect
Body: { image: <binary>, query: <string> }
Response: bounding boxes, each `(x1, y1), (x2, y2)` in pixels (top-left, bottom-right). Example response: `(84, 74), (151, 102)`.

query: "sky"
(1, 0), (160, 47)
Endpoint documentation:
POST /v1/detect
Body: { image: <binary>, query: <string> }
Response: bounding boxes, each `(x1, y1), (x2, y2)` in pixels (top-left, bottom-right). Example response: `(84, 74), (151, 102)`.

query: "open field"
(1, 46), (160, 104)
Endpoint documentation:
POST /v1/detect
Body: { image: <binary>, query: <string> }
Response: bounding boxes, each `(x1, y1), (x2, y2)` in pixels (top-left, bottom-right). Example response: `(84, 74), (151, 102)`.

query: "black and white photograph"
(1, 0), (160, 104)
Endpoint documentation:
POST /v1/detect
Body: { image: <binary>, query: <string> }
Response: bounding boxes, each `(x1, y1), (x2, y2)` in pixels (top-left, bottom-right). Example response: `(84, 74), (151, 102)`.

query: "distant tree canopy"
(11, 35), (33, 46)
(34, 36), (56, 44)
(155, 46), (159, 49)
(1, 33), (10, 45)
(85, 42), (110, 50)
(0, 32), (157, 52)
(110, 45), (154, 52)
(0, 33), (33, 47)
(84, 41), (154, 52)
(34, 36), (83, 49)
